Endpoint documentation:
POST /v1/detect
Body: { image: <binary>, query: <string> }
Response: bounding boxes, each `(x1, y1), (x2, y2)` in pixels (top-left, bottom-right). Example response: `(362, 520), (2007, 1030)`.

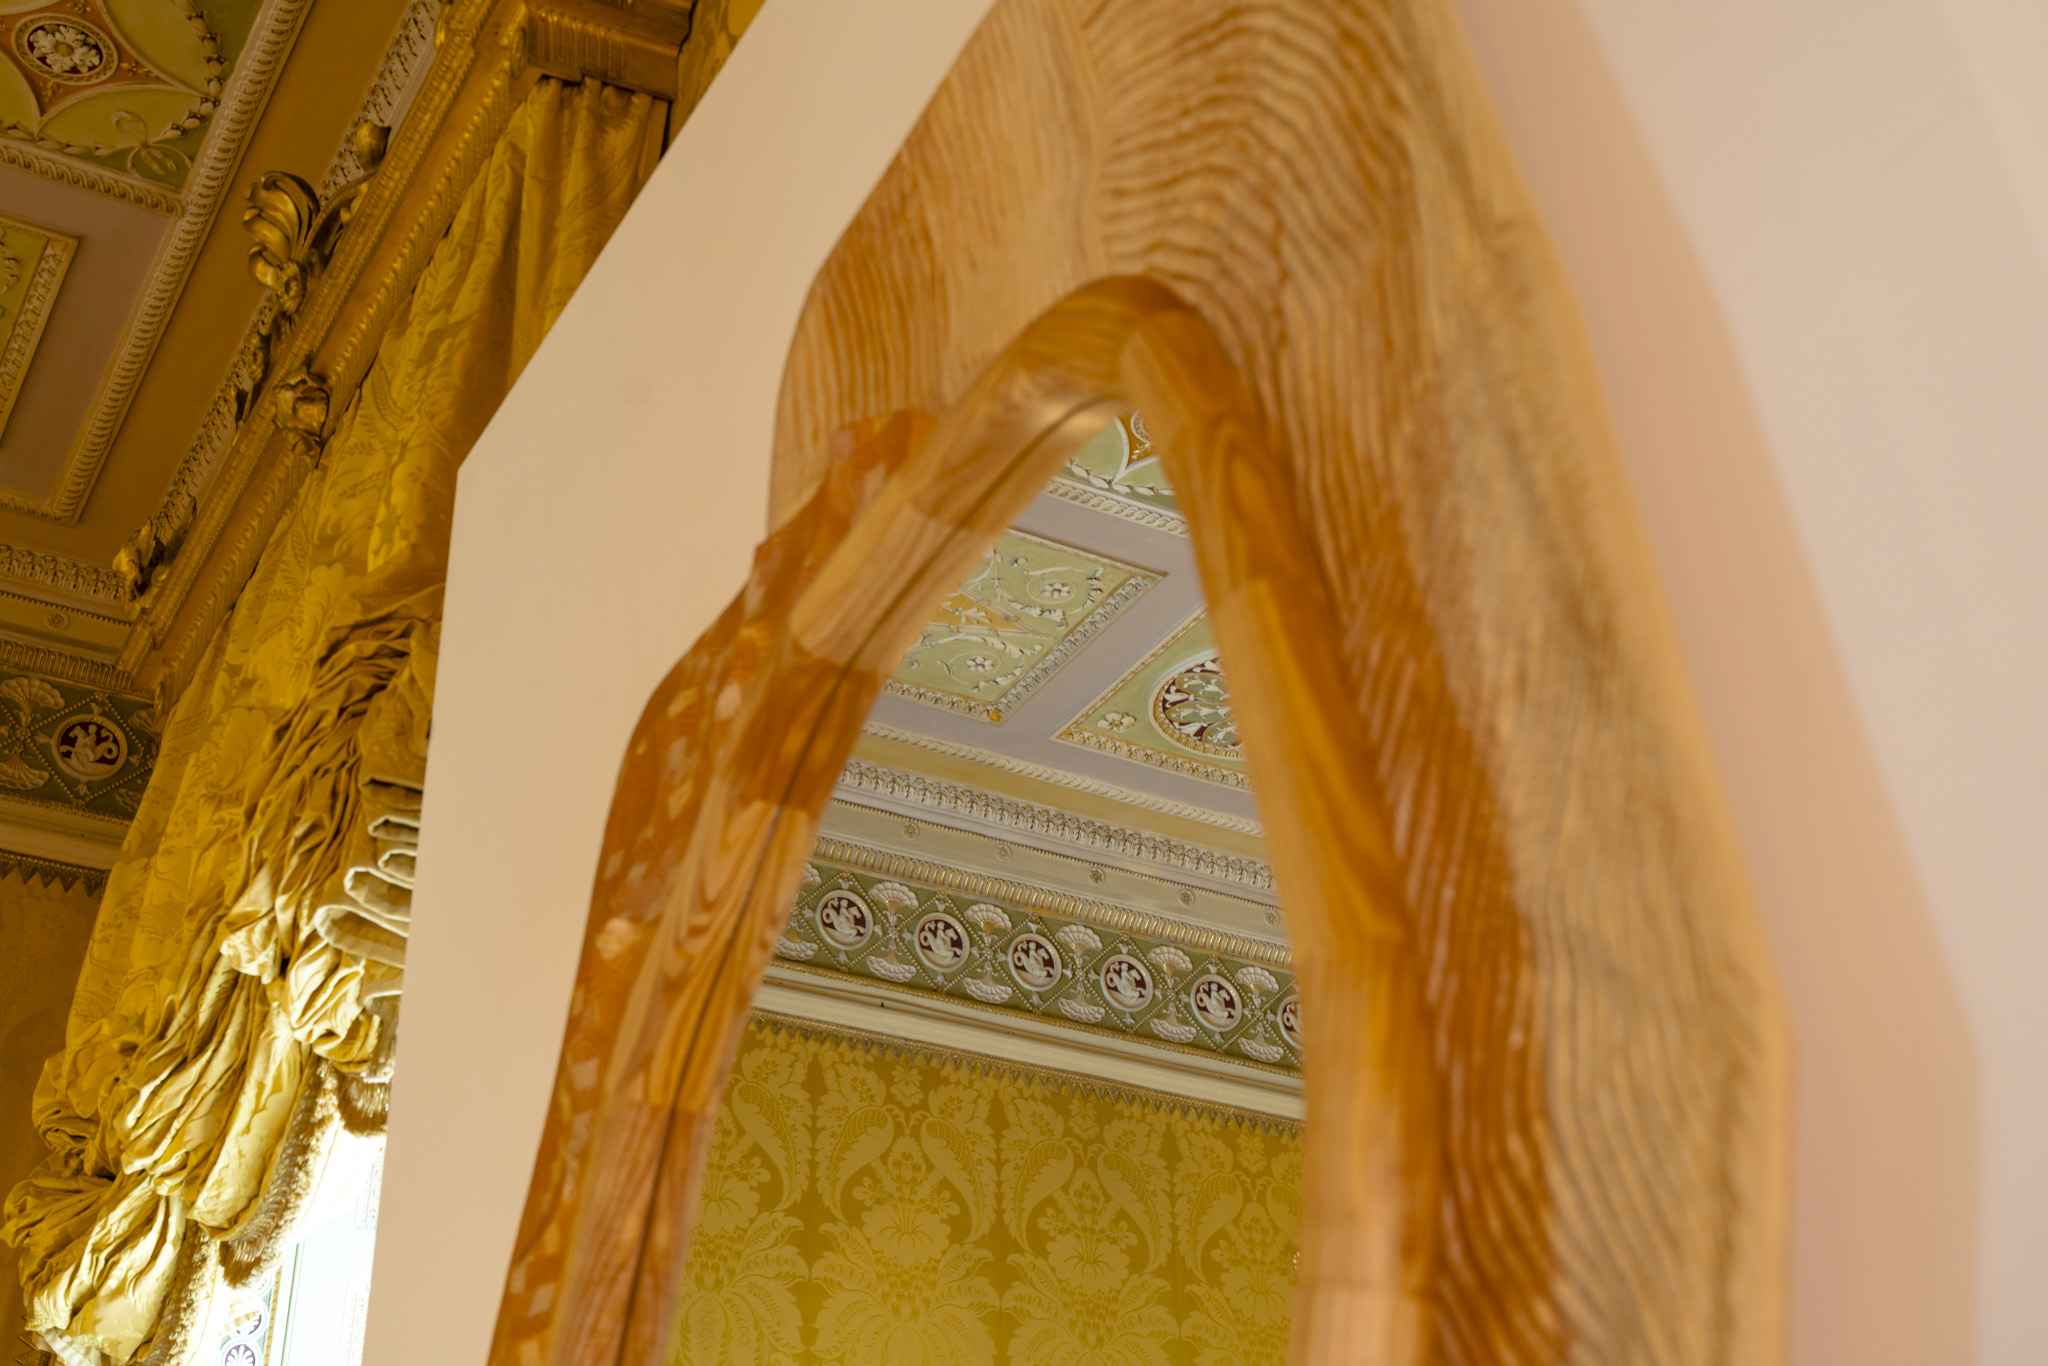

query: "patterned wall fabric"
(0, 868), (100, 1365)
(676, 1017), (1300, 1365)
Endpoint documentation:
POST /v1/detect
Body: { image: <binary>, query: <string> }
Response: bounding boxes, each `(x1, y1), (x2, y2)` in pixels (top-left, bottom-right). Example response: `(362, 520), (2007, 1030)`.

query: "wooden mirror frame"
(486, 3), (1788, 1364)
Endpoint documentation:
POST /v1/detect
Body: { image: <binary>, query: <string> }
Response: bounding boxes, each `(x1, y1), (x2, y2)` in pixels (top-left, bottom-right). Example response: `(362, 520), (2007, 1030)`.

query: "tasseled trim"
(216, 1066), (338, 1289)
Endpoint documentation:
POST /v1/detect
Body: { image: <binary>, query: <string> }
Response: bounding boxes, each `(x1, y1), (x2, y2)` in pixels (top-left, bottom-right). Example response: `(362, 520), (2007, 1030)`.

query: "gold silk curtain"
(1, 79), (663, 1366)
(677, 1016), (1303, 1366)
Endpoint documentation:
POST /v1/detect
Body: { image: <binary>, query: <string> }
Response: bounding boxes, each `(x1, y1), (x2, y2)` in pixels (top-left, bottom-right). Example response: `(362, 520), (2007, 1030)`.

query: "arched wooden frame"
(487, 4), (1787, 1366)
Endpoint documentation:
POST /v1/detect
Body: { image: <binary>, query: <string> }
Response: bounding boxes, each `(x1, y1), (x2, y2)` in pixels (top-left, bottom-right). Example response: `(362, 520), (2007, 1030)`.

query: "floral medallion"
(0, 0), (255, 189)
(776, 853), (1298, 1071)
(15, 18), (113, 83)
(1058, 613), (1248, 788)
(1152, 653), (1238, 757)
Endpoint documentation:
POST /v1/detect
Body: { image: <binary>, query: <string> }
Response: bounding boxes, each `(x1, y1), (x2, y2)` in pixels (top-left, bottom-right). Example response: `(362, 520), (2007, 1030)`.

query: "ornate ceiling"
(853, 415), (1259, 846)
(0, 0), (435, 858)
(0, 0), (427, 668)
(0, 0), (1291, 1083)
(801, 414), (1293, 1089)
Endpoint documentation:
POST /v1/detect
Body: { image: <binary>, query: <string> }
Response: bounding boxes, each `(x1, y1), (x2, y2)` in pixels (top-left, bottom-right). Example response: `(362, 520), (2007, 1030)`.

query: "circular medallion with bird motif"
(815, 890), (875, 950)
(53, 716), (126, 780)
(913, 911), (970, 971)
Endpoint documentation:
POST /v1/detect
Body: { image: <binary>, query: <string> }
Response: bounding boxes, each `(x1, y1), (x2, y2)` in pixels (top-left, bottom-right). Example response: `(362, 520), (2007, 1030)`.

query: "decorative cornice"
(122, 0), (710, 702)
(0, 848), (108, 897)
(778, 842), (1302, 1072)
(859, 721), (1261, 834)
(0, 544), (130, 605)
(526, 0), (692, 100)
(1044, 477), (1188, 535)
(319, 0), (439, 199)
(836, 758), (1273, 890)
(121, 0), (442, 600)
(0, 0), (317, 524)
(0, 641), (131, 691)
(122, 0), (535, 694)
(811, 835), (1288, 967)
(0, 140), (183, 215)
(0, 216), (76, 438)
(1058, 724), (1251, 789)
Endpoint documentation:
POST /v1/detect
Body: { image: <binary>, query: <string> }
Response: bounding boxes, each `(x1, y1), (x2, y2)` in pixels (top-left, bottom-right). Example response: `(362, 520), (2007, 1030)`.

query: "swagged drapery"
(1, 79), (663, 1366)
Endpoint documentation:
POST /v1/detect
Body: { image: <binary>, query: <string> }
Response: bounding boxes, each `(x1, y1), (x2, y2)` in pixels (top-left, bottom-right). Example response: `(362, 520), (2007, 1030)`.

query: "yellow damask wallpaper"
(677, 1017), (1300, 1366)
(0, 864), (101, 1365)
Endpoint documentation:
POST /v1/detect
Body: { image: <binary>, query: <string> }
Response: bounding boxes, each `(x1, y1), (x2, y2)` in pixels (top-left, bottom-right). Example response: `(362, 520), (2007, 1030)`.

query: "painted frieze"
(0, 662), (157, 818)
(775, 846), (1300, 1072)
(886, 528), (1154, 723)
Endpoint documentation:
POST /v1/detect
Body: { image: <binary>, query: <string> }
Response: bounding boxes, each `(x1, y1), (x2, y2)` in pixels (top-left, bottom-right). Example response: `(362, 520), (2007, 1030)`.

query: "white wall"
(1455, 2), (2047, 1362)
(360, 5), (998, 1366)
(370, 1), (2045, 1363)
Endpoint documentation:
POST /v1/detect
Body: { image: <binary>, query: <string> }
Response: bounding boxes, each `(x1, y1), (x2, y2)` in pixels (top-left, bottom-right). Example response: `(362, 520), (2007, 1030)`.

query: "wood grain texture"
(488, 1), (1789, 1363)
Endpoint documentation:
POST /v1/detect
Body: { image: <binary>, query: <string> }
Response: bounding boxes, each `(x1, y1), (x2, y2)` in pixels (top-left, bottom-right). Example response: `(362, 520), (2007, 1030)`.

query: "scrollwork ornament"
(242, 170), (322, 313)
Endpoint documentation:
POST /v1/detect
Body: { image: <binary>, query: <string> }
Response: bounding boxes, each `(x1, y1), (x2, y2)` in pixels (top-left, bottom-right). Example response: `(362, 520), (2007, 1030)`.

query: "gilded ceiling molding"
(123, 0), (694, 701)
(1041, 476), (1188, 533)
(1045, 411), (1188, 534)
(0, 0), (318, 524)
(836, 758), (1275, 891)
(0, 140), (182, 214)
(0, 641), (131, 691)
(859, 719), (1263, 834)
(0, 544), (130, 606)
(0, 213), (76, 436)
(318, 0), (439, 198)
(120, 0), (441, 600)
